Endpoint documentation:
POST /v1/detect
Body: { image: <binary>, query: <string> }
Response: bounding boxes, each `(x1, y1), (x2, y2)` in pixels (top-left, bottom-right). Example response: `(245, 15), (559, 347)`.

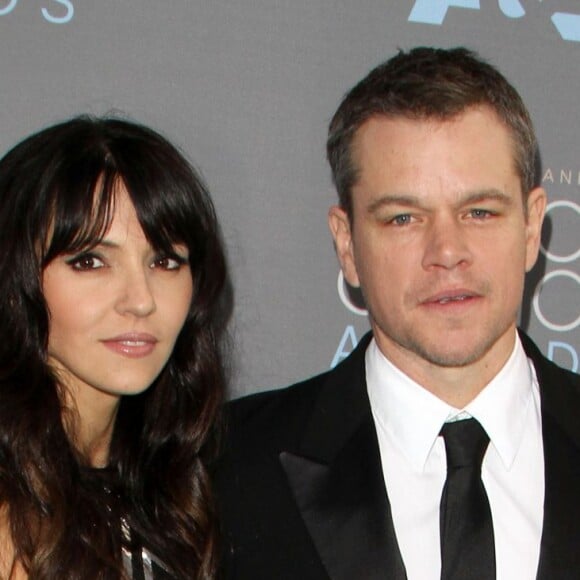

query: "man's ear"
(524, 187), (547, 273)
(328, 205), (361, 288)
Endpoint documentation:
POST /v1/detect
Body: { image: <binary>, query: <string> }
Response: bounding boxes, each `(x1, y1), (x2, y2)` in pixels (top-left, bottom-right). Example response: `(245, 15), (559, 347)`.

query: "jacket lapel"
(520, 333), (580, 578)
(536, 413), (580, 578)
(279, 334), (406, 580)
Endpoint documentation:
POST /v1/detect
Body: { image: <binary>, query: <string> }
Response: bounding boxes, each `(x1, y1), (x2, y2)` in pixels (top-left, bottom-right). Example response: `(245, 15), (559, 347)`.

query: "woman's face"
(42, 185), (193, 414)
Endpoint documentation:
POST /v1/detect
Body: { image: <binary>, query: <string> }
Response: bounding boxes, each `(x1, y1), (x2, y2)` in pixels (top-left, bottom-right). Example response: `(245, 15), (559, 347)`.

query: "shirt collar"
(465, 336), (536, 469)
(366, 334), (536, 472)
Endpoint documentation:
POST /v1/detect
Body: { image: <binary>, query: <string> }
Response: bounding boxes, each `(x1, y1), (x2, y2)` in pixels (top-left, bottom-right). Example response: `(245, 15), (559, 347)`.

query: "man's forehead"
(348, 108), (524, 211)
(351, 108), (517, 175)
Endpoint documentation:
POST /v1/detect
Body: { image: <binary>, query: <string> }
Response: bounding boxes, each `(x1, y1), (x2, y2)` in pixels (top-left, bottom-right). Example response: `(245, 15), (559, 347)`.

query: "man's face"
(329, 107), (546, 391)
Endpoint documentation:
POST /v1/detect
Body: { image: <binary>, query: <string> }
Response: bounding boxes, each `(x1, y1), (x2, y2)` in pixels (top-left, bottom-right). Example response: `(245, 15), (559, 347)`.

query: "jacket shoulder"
(520, 331), (580, 444)
(520, 330), (580, 391)
(225, 369), (332, 448)
(228, 331), (373, 427)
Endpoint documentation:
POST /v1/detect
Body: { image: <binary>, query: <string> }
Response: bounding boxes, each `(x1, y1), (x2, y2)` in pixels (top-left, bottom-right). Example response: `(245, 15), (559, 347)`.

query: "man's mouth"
(422, 289), (480, 306)
(435, 294), (471, 304)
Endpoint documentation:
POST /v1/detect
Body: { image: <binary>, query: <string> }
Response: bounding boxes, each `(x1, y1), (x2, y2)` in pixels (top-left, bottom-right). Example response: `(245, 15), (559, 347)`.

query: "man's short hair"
(327, 47), (539, 220)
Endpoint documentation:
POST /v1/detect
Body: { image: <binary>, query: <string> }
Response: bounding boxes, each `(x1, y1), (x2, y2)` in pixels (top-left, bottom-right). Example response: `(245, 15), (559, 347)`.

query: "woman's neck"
(60, 383), (121, 467)
(77, 413), (118, 467)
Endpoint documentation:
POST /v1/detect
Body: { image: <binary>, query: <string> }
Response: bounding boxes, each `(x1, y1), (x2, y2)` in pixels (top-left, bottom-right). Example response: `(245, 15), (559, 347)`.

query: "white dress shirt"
(366, 334), (544, 580)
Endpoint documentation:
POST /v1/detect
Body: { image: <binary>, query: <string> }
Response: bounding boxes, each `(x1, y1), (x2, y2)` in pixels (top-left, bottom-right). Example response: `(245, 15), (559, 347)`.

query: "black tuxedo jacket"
(215, 332), (580, 579)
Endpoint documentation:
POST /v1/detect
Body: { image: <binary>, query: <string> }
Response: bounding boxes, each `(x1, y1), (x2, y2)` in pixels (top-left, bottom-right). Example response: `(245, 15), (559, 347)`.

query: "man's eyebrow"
(366, 194), (422, 214)
(459, 189), (514, 207)
(365, 189), (514, 214)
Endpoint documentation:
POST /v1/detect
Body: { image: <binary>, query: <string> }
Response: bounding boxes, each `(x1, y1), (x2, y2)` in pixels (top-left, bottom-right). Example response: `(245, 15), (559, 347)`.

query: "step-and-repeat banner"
(1, 1), (578, 398)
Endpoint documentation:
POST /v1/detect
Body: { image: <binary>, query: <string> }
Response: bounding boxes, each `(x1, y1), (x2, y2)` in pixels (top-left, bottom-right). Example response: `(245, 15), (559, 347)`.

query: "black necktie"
(439, 418), (495, 580)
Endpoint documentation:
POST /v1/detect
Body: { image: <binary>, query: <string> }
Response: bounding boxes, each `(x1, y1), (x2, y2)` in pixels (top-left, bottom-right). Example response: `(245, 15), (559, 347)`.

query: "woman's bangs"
(42, 170), (118, 263)
(124, 177), (198, 259)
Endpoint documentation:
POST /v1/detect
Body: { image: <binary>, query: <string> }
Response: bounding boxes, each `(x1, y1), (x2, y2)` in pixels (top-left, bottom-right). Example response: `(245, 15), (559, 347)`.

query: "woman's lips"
(101, 333), (158, 358)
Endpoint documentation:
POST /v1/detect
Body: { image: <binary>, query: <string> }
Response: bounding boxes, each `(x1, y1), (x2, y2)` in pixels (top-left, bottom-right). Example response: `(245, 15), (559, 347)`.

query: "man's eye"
(470, 209), (492, 219)
(66, 253), (105, 271)
(391, 214), (412, 226)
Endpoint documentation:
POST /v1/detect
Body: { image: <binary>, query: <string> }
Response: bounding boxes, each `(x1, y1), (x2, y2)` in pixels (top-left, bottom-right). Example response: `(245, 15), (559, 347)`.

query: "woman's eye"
(66, 254), (105, 271)
(152, 255), (187, 271)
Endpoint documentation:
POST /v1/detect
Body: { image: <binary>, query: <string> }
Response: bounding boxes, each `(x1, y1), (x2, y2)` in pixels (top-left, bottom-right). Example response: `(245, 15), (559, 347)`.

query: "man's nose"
(421, 217), (473, 271)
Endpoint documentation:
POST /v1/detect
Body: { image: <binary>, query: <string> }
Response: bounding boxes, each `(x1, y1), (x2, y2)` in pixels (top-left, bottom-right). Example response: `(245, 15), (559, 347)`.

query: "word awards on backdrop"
(0, 0), (73, 23)
(533, 192), (580, 372)
(408, 0), (580, 42)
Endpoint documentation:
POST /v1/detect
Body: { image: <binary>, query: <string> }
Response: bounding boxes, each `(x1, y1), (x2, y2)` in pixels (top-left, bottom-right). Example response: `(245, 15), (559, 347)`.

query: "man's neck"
(373, 327), (517, 408)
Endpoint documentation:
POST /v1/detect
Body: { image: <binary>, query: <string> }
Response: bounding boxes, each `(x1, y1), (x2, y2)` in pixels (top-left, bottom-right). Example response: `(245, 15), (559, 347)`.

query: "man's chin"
(391, 334), (498, 369)
(420, 349), (487, 369)
(408, 330), (514, 370)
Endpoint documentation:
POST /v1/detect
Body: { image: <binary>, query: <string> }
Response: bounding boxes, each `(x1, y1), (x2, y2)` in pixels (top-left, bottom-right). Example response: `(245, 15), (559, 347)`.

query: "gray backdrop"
(1, 0), (578, 398)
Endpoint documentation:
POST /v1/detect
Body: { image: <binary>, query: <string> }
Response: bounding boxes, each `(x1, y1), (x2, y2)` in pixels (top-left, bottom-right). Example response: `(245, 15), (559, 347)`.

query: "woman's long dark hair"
(0, 116), (227, 578)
